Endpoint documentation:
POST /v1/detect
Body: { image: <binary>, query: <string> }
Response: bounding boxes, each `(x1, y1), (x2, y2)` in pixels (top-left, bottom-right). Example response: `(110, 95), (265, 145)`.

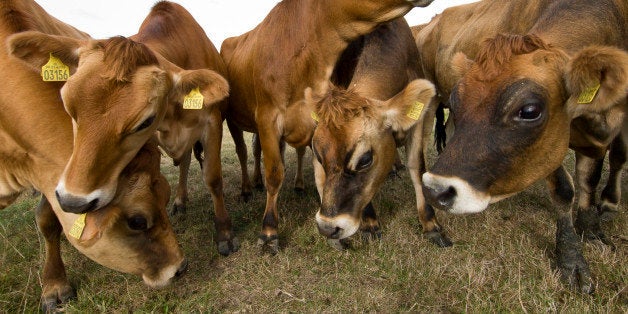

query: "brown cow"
(1, 0), (185, 311)
(309, 18), (445, 248)
(418, 0), (628, 293)
(220, 0), (435, 253)
(8, 1), (239, 255)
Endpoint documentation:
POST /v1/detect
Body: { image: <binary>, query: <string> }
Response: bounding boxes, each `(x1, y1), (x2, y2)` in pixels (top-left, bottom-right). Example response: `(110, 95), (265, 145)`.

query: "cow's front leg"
(599, 134), (626, 222)
(294, 146), (306, 192)
(573, 153), (612, 246)
(35, 196), (76, 312)
(170, 150), (191, 215)
(257, 129), (285, 254)
(252, 133), (265, 190)
(406, 128), (451, 247)
(547, 165), (594, 294)
(203, 118), (239, 256)
(226, 119), (253, 201)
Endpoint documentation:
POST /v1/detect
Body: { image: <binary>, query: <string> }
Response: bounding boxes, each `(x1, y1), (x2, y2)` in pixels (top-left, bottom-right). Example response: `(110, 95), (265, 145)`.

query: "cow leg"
(406, 127), (451, 247)
(35, 196), (76, 312)
(360, 202), (382, 242)
(204, 118), (239, 256)
(257, 128), (284, 254)
(573, 153), (613, 246)
(227, 119), (253, 201)
(546, 165), (594, 294)
(294, 146), (306, 192)
(170, 150), (191, 215)
(252, 133), (264, 190)
(599, 134), (626, 221)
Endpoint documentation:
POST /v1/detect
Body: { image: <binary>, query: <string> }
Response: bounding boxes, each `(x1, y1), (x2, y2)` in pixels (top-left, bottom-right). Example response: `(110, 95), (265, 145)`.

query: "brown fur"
(316, 86), (377, 131)
(100, 37), (159, 83)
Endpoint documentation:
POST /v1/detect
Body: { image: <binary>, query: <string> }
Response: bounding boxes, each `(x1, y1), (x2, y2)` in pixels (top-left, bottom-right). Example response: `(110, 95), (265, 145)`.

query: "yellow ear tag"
(41, 53), (70, 82)
(406, 101), (424, 120)
(182, 87), (204, 110)
(68, 213), (87, 239)
(311, 111), (320, 123)
(577, 83), (600, 104)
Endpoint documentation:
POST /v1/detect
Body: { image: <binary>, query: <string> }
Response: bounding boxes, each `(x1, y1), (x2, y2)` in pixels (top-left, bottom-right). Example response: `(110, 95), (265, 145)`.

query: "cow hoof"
(257, 235), (279, 255)
(241, 191), (252, 203)
(217, 236), (241, 256)
(327, 238), (351, 251)
(575, 207), (614, 248)
(360, 226), (382, 242)
(598, 205), (618, 223)
(169, 203), (186, 216)
(425, 231), (453, 248)
(556, 223), (594, 294)
(41, 283), (76, 313)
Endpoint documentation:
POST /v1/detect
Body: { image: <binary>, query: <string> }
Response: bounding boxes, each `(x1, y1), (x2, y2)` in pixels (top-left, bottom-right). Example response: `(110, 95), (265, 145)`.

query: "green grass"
(1, 125), (626, 312)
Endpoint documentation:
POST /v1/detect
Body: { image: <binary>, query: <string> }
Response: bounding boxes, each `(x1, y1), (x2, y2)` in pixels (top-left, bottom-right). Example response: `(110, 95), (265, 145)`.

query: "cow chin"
(315, 211), (360, 239)
(142, 264), (180, 289)
(422, 173), (492, 214)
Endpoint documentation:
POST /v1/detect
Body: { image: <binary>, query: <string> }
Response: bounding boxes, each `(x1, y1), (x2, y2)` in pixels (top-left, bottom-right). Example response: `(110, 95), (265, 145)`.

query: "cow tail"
(434, 103), (447, 154)
(193, 141), (204, 169)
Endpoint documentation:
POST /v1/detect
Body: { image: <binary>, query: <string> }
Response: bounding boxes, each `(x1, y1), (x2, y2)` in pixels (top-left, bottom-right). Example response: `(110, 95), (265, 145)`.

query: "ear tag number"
(183, 87), (204, 110)
(577, 83), (600, 104)
(406, 101), (424, 120)
(311, 111), (320, 122)
(41, 53), (70, 82)
(68, 213), (87, 239)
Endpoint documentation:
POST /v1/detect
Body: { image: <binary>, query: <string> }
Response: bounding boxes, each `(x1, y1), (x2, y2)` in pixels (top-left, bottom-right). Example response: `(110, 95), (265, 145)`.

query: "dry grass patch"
(0, 125), (626, 312)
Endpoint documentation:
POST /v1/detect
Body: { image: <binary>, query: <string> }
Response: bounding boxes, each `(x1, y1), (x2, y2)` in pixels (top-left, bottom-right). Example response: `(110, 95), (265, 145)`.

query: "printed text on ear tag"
(406, 101), (424, 120)
(311, 111), (319, 122)
(41, 53), (70, 82)
(183, 87), (204, 110)
(577, 83), (600, 104)
(68, 213), (87, 239)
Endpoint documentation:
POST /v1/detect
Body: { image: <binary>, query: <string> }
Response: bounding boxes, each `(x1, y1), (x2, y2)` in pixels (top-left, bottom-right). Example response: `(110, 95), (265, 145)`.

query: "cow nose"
(55, 190), (99, 213)
(423, 185), (457, 209)
(318, 223), (343, 239)
(175, 259), (188, 278)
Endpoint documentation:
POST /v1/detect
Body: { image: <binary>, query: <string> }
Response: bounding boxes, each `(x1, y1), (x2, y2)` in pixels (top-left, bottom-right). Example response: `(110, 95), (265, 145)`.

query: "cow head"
(423, 34), (628, 214)
(310, 79), (435, 239)
(66, 141), (186, 288)
(7, 31), (229, 213)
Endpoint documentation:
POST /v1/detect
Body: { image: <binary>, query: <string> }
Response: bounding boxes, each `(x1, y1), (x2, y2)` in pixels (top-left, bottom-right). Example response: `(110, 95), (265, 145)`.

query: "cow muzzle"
(55, 181), (109, 213)
(142, 258), (188, 289)
(422, 172), (491, 214)
(315, 211), (360, 239)
(408, 0), (435, 7)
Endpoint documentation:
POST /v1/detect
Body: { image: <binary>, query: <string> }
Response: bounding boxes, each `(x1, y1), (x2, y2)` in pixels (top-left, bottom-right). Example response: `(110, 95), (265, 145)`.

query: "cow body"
(310, 19), (443, 247)
(8, 1), (238, 255)
(418, 0), (628, 293)
(1, 1), (185, 310)
(220, 0), (435, 252)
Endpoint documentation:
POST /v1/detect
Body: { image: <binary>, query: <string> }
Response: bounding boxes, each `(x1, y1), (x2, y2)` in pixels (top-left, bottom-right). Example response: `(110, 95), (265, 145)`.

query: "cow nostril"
(330, 227), (342, 239)
(56, 191), (100, 213)
(437, 186), (457, 208)
(175, 259), (188, 277)
(86, 198), (99, 212)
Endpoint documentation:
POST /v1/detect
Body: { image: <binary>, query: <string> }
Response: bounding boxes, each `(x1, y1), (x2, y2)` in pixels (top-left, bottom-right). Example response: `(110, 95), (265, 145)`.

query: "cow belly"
(0, 170), (29, 208)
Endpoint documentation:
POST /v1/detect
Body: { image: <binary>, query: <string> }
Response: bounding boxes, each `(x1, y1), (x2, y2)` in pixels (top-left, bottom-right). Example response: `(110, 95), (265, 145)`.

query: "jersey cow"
(220, 0), (435, 253)
(1, 1), (185, 311)
(417, 0), (628, 293)
(9, 1), (240, 255)
(309, 19), (444, 248)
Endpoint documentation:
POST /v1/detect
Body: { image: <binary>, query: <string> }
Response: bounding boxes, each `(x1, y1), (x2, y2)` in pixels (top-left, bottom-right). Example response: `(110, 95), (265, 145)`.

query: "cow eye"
(135, 115), (156, 132)
(356, 151), (373, 171)
(128, 215), (148, 231)
(516, 100), (543, 121)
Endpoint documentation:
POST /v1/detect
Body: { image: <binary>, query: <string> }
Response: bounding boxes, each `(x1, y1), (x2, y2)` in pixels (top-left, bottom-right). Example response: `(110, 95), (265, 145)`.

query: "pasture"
(1, 125), (626, 312)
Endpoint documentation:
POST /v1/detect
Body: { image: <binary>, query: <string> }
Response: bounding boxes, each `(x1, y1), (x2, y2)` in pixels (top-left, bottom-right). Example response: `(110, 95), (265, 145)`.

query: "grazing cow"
(8, 1), (239, 255)
(418, 0), (628, 293)
(1, 0), (185, 311)
(220, 0), (435, 253)
(309, 18), (445, 248)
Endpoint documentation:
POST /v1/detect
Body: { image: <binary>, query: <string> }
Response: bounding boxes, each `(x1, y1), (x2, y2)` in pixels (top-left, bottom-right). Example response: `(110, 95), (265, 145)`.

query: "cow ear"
(381, 79), (436, 132)
(565, 46), (628, 117)
(77, 207), (120, 245)
(172, 69), (229, 109)
(451, 52), (474, 81)
(7, 31), (81, 74)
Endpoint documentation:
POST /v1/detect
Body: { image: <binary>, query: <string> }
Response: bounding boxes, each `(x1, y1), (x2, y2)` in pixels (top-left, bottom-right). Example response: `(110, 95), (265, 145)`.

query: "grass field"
(0, 125), (626, 313)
